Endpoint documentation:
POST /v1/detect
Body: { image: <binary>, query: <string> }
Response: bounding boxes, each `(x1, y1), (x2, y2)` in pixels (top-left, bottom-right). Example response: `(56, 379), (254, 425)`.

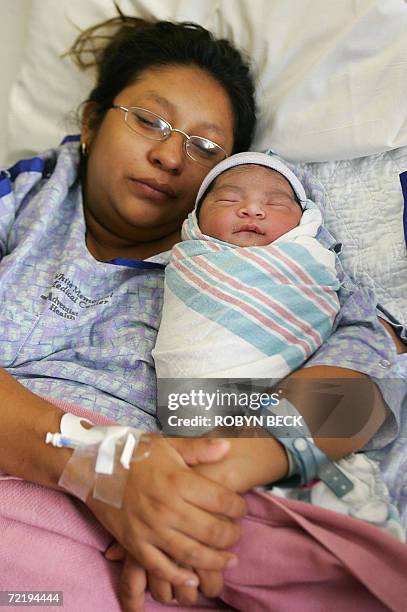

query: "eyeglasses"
(112, 105), (228, 168)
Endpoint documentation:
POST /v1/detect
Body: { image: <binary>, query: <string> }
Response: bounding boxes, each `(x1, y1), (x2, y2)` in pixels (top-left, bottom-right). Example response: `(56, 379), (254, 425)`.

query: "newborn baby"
(153, 151), (340, 379)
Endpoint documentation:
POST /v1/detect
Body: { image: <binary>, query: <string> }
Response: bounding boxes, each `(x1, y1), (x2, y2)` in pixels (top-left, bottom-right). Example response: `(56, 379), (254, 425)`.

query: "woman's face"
(82, 65), (234, 256)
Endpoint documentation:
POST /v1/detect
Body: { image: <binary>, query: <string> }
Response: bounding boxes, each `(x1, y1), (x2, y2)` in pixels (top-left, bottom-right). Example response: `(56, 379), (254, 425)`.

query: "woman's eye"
(195, 142), (216, 155)
(135, 115), (157, 127)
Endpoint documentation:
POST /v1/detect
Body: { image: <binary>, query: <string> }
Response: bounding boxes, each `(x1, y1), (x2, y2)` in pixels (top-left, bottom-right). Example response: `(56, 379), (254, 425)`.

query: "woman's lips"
(127, 178), (176, 203)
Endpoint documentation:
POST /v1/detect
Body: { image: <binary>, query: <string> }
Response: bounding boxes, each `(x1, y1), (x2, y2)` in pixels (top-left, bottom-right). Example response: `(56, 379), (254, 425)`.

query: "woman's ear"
(80, 101), (99, 148)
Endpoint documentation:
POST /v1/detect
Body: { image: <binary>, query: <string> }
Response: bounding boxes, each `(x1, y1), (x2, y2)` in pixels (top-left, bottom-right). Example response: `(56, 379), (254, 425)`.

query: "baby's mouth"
(233, 223), (265, 235)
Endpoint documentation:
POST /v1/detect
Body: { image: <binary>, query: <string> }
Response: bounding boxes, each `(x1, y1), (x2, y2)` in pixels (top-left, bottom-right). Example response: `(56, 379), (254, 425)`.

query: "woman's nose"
(238, 202), (266, 218)
(148, 133), (185, 174)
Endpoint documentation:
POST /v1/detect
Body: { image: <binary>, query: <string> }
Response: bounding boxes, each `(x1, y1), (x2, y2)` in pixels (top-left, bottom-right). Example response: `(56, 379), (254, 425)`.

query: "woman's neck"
(84, 205), (181, 261)
(85, 229), (181, 261)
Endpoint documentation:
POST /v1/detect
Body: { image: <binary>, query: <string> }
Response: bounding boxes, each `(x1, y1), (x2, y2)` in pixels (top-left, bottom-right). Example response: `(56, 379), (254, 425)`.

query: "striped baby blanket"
(153, 203), (340, 379)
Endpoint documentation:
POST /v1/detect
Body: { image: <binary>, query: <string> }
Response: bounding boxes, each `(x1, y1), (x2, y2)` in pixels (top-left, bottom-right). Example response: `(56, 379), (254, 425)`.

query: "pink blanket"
(1, 399), (406, 611)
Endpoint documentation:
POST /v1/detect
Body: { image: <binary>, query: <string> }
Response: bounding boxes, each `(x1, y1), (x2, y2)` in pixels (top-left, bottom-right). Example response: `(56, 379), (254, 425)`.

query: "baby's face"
(199, 165), (302, 246)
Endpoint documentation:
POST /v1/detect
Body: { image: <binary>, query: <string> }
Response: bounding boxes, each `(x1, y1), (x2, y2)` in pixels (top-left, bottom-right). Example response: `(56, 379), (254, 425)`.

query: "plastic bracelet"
(261, 400), (354, 498)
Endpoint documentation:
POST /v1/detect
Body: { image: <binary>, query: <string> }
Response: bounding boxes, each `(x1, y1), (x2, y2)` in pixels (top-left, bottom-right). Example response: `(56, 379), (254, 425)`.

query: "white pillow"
(6, 0), (407, 164)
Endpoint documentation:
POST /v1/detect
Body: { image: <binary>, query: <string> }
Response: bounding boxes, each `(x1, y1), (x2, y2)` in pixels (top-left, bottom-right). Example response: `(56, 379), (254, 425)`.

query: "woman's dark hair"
(68, 9), (256, 153)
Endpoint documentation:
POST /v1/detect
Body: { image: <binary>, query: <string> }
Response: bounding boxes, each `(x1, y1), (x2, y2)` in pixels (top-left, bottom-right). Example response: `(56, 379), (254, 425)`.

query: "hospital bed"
(1, 1), (407, 608)
(1, 0), (406, 330)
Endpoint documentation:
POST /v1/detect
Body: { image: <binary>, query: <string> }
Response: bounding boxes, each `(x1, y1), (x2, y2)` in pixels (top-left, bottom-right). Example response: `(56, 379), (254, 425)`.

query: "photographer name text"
(167, 414), (303, 428)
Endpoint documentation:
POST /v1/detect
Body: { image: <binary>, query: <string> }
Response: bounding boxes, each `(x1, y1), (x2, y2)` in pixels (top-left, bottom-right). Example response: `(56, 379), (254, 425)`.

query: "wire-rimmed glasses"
(112, 105), (228, 168)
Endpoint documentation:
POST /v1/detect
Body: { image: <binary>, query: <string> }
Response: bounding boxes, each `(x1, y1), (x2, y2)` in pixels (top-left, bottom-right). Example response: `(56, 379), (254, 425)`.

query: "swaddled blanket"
(153, 203), (340, 379)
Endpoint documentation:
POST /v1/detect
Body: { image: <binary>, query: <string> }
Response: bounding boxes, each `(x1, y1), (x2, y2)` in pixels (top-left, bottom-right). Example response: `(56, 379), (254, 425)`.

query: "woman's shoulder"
(0, 137), (81, 210)
(0, 139), (82, 256)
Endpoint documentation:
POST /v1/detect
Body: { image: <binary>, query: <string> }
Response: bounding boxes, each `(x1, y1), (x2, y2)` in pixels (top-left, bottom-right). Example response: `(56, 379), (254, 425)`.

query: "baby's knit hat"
(195, 151), (307, 215)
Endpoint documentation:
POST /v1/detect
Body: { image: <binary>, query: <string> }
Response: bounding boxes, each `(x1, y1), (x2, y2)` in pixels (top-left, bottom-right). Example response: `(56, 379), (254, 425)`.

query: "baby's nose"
(240, 202), (266, 218)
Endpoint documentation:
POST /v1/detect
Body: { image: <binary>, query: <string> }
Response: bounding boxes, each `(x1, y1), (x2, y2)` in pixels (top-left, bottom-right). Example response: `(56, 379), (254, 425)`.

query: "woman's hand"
(90, 435), (245, 587)
(194, 435), (289, 493)
(105, 545), (146, 612)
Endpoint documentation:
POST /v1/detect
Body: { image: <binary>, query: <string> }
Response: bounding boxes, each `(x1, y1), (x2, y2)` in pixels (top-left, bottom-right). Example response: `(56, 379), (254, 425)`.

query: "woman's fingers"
(173, 581), (199, 606)
(196, 569), (224, 598)
(126, 439), (246, 547)
(147, 483), (242, 550)
(152, 521), (239, 571)
(134, 435), (246, 520)
(168, 437), (230, 466)
(147, 574), (174, 605)
(90, 436), (243, 584)
(133, 542), (200, 588)
(178, 466), (247, 520)
(104, 540), (126, 561)
(173, 569), (224, 603)
(171, 569), (225, 605)
(119, 556), (147, 612)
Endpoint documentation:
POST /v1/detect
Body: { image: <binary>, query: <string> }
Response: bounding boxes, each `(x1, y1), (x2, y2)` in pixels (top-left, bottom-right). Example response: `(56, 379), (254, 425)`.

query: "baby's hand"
(106, 541), (224, 609)
(148, 568), (224, 606)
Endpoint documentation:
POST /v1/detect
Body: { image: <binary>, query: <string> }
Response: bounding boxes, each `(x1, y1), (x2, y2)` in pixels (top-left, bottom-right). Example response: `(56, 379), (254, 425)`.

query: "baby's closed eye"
(267, 198), (296, 209)
(215, 198), (241, 205)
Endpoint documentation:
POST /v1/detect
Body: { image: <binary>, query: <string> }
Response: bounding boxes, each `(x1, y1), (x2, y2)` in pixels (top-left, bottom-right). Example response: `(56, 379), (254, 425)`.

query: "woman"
(0, 13), (405, 612)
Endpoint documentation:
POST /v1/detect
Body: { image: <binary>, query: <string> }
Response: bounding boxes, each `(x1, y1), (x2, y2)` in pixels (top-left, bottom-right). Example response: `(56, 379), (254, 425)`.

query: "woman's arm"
(379, 318), (407, 354)
(136, 320), (405, 607)
(194, 362), (389, 493)
(146, 361), (390, 607)
(0, 368), (246, 586)
(154, 359), (391, 607)
(195, 319), (406, 493)
(0, 368), (71, 486)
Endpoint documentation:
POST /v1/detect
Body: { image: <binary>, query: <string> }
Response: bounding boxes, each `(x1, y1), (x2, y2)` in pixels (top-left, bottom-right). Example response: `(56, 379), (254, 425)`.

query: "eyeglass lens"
(124, 107), (226, 166)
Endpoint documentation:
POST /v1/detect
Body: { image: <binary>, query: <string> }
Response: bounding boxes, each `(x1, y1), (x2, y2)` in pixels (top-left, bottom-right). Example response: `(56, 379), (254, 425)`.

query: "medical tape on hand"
(45, 413), (152, 507)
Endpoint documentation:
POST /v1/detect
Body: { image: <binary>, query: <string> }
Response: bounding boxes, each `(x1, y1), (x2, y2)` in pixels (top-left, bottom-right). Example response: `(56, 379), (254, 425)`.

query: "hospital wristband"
(261, 401), (353, 497)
